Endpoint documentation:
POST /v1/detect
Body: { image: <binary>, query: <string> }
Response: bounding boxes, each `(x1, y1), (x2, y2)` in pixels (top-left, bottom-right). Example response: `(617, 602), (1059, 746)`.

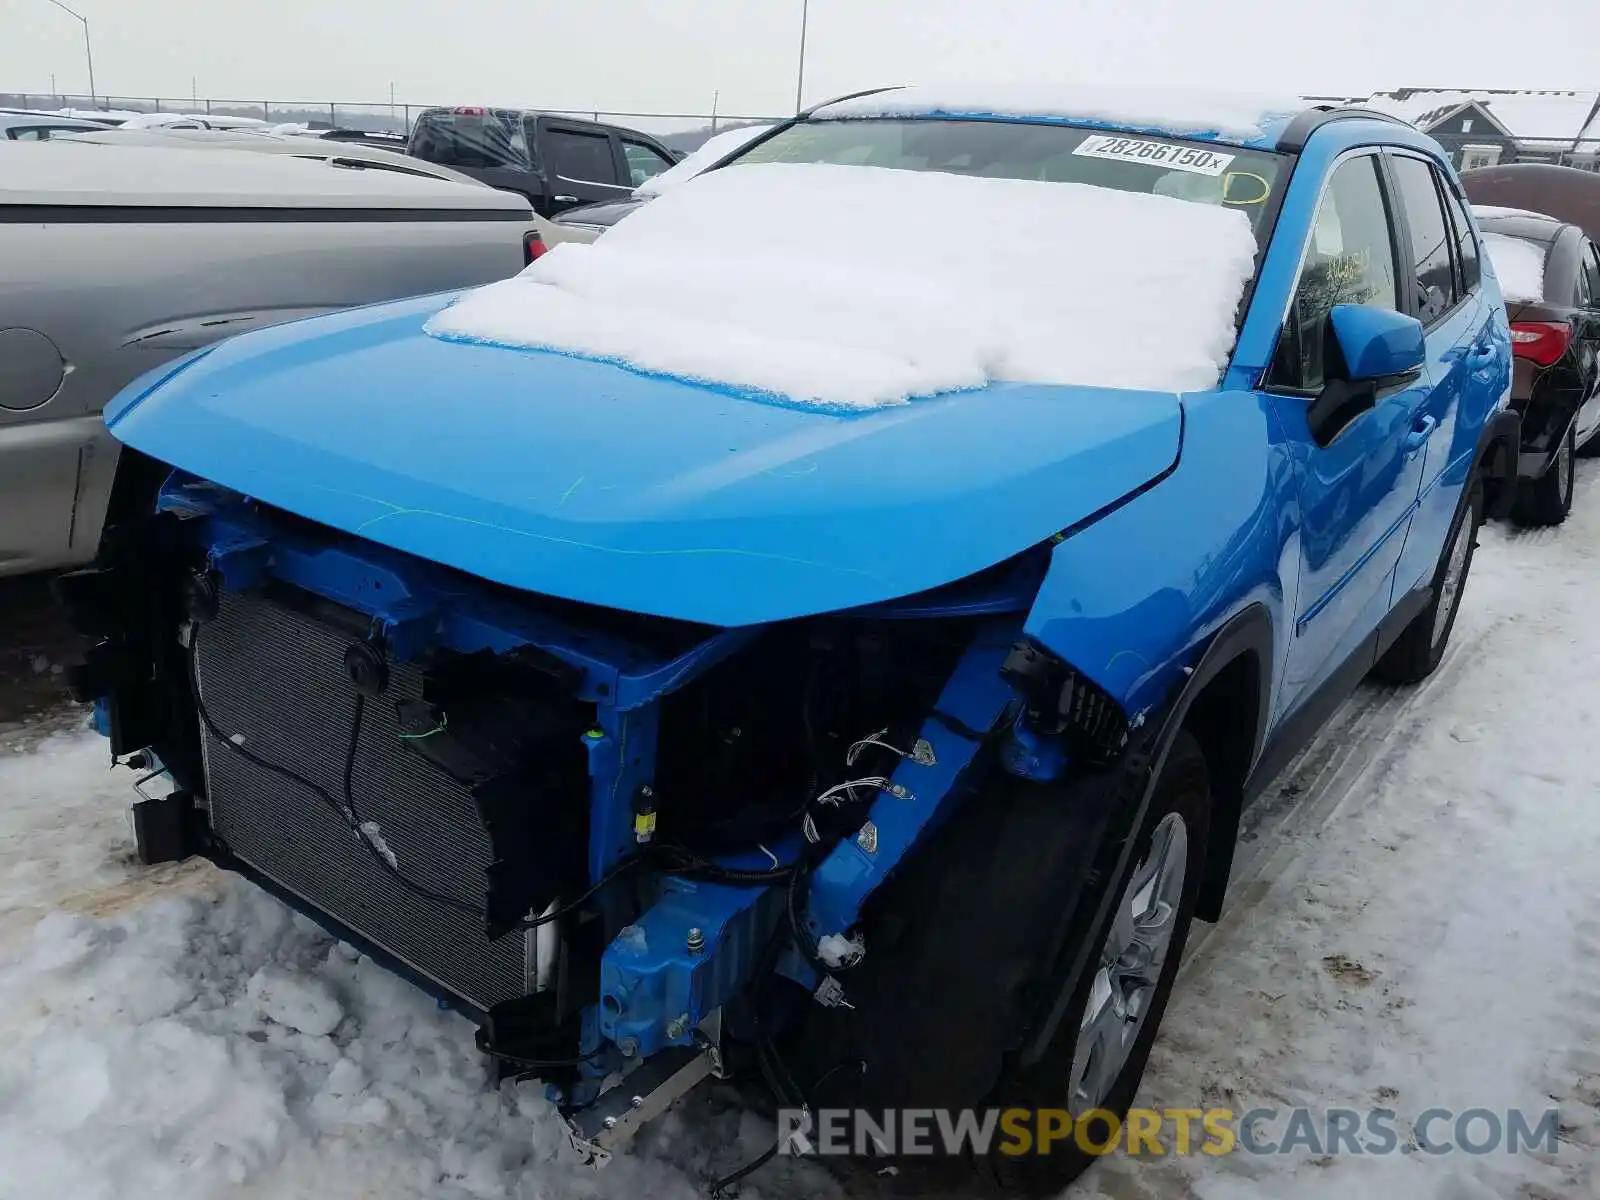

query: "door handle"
(1467, 343), (1498, 369)
(1404, 414), (1437, 453)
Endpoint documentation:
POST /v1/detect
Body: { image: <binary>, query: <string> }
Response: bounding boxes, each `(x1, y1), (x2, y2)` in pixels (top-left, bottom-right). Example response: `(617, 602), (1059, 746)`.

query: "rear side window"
(1269, 154), (1401, 392)
(409, 111), (531, 170)
(545, 129), (621, 186)
(1389, 155), (1458, 324)
(1578, 240), (1598, 308)
(1438, 181), (1481, 294)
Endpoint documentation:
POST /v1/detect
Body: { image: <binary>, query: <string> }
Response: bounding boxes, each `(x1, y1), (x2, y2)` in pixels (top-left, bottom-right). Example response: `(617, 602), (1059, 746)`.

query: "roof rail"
(1275, 105), (1414, 153)
(801, 86), (903, 118)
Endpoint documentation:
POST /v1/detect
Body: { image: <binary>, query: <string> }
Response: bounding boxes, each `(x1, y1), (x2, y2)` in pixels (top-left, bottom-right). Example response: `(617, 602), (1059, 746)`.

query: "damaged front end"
(60, 449), (1143, 1155)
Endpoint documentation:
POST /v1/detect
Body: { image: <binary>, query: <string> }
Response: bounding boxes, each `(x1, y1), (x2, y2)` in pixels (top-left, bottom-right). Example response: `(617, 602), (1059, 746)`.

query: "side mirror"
(1329, 304), (1425, 382)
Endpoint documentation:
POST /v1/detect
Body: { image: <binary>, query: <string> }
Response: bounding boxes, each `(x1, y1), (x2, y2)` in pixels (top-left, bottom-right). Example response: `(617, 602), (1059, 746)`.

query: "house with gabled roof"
(1353, 89), (1600, 172)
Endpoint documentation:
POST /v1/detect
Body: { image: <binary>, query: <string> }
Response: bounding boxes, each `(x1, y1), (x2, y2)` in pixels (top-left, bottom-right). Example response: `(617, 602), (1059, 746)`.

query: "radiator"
(194, 589), (530, 1014)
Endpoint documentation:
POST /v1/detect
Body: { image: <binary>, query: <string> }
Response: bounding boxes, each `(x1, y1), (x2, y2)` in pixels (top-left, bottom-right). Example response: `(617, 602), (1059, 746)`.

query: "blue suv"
(60, 91), (1518, 1192)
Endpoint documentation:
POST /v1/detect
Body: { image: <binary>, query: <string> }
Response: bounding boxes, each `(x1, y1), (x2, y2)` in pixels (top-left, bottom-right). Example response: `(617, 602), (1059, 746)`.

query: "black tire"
(1577, 418), (1600, 459)
(786, 734), (1210, 1196)
(1371, 481), (1482, 686)
(974, 732), (1210, 1195)
(1511, 426), (1575, 527)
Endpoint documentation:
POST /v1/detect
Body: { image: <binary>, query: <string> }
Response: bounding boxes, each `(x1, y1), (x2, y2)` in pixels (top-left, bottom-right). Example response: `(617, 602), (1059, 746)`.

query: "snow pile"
(1481, 231), (1547, 302)
(426, 161), (1258, 409)
(633, 124), (773, 197)
(0, 883), (577, 1200)
(246, 963), (345, 1036)
(0, 732), (837, 1200)
(816, 83), (1306, 139)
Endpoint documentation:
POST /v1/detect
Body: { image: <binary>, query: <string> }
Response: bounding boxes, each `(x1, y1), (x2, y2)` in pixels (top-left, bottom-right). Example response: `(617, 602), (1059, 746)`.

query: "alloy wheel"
(1431, 512), (1475, 648)
(1067, 812), (1188, 1114)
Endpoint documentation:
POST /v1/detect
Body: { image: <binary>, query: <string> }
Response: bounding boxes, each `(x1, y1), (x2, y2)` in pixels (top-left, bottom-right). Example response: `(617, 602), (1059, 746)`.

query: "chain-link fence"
(0, 92), (784, 147)
(10, 91), (1596, 166)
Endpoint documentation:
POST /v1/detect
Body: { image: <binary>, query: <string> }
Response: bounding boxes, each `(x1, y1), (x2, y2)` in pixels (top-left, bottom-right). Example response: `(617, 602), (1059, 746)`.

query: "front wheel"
(974, 732), (1211, 1194)
(783, 734), (1211, 1196)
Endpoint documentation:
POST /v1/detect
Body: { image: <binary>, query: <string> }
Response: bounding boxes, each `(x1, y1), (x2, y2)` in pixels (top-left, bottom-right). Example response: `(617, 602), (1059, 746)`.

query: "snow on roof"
(1358, 91), (1484, 126)
(813, 84), (1306, 142)
(1358, 90), (1600, 145)
(633, 124), (774, 198)
(0, 142), (522, 209)
(426, 161), (1258, 410)
(119, 111), (269, 130)
(1476, 93), (1598, 145)
(52, 128), (486, 187)
(46, 106), (144, 122)
(1481, 231), (1547, 303)
(1473, 204), (1560, 223)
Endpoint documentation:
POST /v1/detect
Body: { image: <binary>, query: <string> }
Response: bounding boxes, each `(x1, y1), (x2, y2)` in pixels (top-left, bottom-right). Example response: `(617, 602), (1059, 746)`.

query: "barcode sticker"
(1071, 135), (1235, 176)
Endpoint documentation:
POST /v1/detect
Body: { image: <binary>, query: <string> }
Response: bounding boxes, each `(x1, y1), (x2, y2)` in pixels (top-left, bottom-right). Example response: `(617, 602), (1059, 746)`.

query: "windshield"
(732, 118), (1286, 243)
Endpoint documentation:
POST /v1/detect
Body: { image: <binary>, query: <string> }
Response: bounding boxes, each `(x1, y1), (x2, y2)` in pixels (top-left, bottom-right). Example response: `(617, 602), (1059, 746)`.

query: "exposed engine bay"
(57, 451), (1130, 1165)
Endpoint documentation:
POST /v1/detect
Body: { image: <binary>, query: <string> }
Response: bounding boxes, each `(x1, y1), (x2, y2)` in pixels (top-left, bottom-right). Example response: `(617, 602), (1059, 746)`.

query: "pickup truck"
(406, 107), (681, 216)
(61, 87), (1518, 1193)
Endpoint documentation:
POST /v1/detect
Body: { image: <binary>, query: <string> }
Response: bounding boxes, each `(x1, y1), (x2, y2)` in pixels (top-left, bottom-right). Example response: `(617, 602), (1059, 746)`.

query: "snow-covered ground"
(2, 467), (1599, 1199)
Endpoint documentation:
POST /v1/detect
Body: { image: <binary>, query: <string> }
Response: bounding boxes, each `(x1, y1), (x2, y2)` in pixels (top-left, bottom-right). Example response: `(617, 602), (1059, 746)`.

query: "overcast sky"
(1, 0), (1594, 121)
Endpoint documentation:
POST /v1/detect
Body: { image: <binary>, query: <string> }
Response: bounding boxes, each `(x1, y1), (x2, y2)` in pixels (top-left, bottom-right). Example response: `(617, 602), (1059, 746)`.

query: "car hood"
(106, 294), (1186, 626)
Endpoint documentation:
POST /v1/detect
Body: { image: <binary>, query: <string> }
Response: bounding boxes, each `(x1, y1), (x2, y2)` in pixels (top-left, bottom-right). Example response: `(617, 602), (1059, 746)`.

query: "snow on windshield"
(816, 83), (1305, 140)
(426, 161), (1259, 410)
(1481, 232), (1547, 303)
(633, 124), (773, 198)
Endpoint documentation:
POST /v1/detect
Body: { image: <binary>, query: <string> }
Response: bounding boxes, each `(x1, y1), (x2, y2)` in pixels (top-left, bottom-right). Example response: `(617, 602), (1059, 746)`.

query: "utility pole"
(794, 0), (810, 115)
(42, 0), (96, 109)
(711, 89), (720, 133)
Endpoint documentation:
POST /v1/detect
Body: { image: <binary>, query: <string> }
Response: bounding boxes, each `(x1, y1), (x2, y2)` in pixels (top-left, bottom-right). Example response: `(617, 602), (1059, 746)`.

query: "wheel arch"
(1013, 600), (1274, 1065)
(1164, 602), (1274, 921)
(1476, 408), (1522, 520)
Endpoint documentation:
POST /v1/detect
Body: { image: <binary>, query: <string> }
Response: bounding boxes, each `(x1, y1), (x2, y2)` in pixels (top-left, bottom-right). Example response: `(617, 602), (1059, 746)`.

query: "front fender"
(1016, 598), (1274, 1066)
(1021, 388), (1297, 724)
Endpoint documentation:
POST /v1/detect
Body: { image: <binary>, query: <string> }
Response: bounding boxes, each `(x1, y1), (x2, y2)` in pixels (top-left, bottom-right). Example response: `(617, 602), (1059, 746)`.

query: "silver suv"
(0, 140), (537, 578)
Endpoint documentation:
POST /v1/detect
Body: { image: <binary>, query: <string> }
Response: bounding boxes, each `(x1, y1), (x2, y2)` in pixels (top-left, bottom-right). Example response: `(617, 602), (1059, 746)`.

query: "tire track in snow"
(1187, 608), (1509, 971)
(1087, 462), (1600, 1200)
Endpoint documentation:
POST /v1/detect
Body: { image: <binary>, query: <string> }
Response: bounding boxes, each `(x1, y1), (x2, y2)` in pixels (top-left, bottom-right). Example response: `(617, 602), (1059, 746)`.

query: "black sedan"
(1475, 208), (1600, 526)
